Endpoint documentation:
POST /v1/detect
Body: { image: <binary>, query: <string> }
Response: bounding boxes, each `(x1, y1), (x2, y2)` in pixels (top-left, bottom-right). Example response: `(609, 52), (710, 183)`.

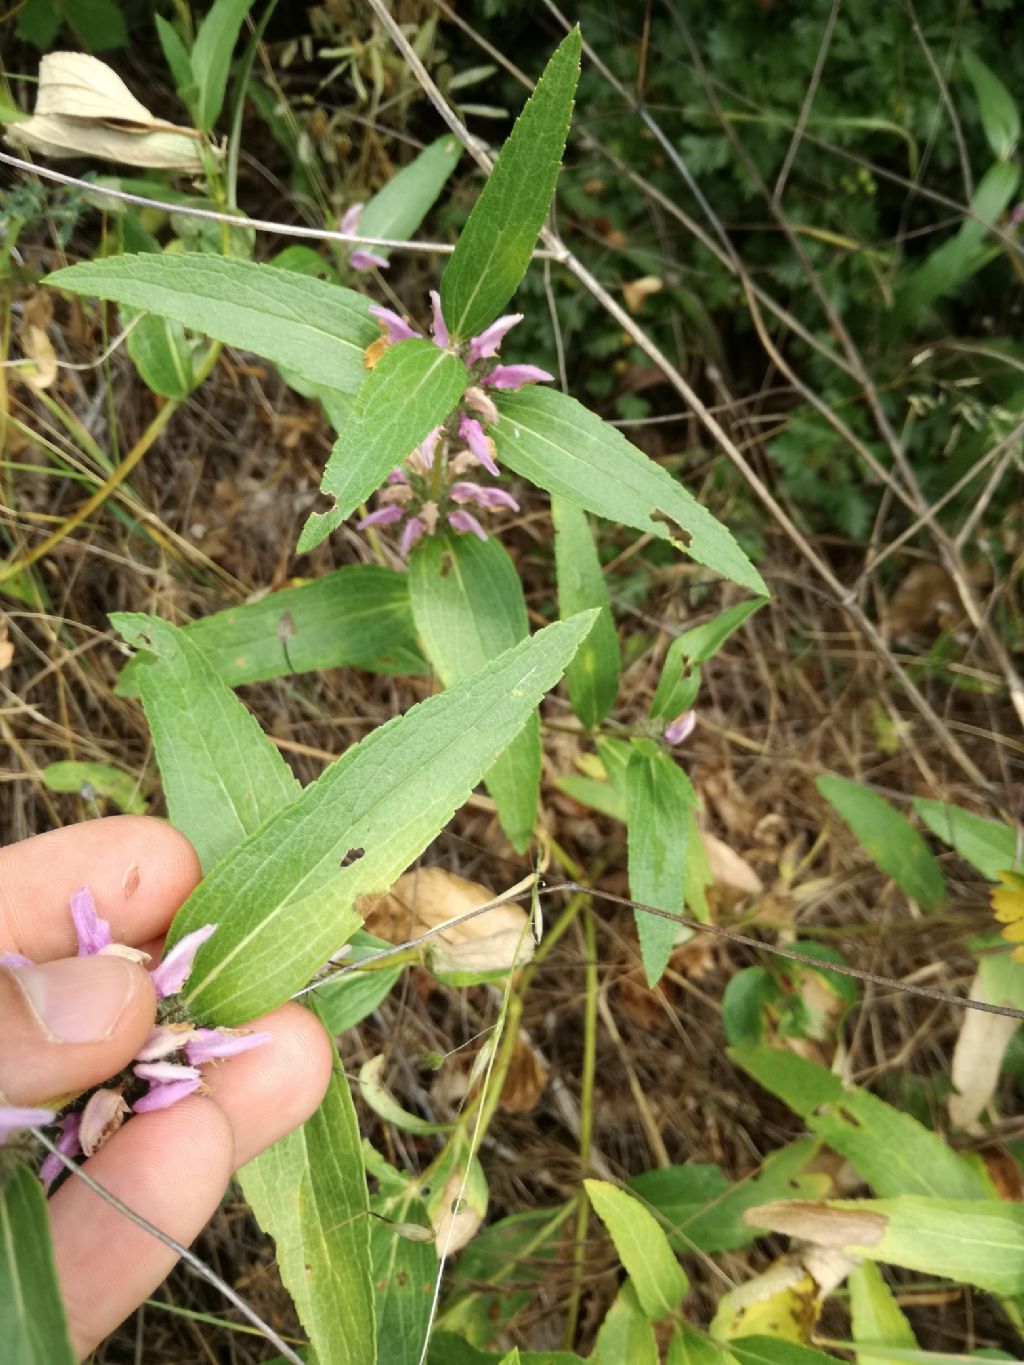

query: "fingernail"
(9, 956), (139, 1043)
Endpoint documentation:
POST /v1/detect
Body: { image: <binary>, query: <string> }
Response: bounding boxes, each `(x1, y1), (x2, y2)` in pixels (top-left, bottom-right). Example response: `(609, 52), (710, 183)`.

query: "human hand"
(0, 815), (333, 1358)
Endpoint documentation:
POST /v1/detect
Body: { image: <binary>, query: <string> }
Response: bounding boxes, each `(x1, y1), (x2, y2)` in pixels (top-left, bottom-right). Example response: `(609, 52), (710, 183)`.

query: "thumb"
(0, 957), (156, 1106)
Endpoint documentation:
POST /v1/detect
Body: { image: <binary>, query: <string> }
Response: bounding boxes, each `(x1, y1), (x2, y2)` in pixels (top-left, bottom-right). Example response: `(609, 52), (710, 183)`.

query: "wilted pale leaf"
(701, 831), (763, 896)
(19, 324), (57, 390)
(622, 275), (663, 312)
(360, 867), (534, 974)
(7, 52), (204, 170)
(430, 1164), (486, 1255)
(743, 1201), (887, 1248)
(709, 1258), (819, 1344)
(948, 955), (1024, 1127)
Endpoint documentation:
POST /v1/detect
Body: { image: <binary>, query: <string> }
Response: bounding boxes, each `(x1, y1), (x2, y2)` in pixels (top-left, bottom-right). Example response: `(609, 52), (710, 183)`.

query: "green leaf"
(163, 611), (596, 1024)
(555, 773), (627, 821)
(440, 29), (581, 339)
(315, 963), (405, 1036)
(667, 1326), (722, 1365)
(746, 1196), (1024, 1296)
(731, 1338), (839, 1365)
(155, 15), (195, 102)
(625, 739), (694, 986)
(0, 1164), (76, 1364)
(590, 1281), (660, 1365)
(124, 311), (198, 399)
(722, 967), (775, 1046)
(731, 1045), (985, 1200)
(46, 255), (377, 395)
(409, 533), (538, 852)
(911, 799), (1020, 881)
(552, 497), (619, 728)
(427, 1335), (583, 1365)
(112, 614), (301, 873)
(190, 0), (254, 131)
(651, 598), (767, 720)
(116, 565), (425, 697)
(65, 0), (127, 50)
(848, 1263), (916, 1365)
(629, 1140), (829, 1256)
(16, 0), (60, 49)
(817, 775), (945, 911)
(41, 760), (146, 815)
(366, 1160), (436, 1365)
(963, 51), (1020, 161)
(240, 1048), (375, 1365)
(492, 388), (767, 595)
(584, 1179), (688, 1321)
(359, 136), (463, 264)
(298, 340), (468, 553)
(359, 1055), (451, 1135)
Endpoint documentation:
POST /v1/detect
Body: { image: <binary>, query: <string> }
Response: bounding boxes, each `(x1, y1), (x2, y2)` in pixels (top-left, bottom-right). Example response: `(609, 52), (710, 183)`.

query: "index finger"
(0, 817), (200, 961)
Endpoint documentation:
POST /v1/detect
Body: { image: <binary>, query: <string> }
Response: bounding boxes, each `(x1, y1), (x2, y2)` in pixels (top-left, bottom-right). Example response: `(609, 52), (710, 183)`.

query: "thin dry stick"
(364, 0), (990, 786)
(34, 1134), (306, 1365)
(772, 0), (842, 205)
(298, 879), (1024, 1024)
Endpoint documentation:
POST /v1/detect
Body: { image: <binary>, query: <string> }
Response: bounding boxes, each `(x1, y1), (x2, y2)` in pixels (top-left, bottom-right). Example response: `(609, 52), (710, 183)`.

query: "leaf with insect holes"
(625, 739), (696, 987)
(153, 611), (595, 1025)
(585, 1179), (688, 1321)
(1, 1165), (76, 1364)
(492, 387), (766, 595)
(111, 614), (302, 873)
(46, 254), (378, 393)
(552, 497), (619, 728)
(240, 1027), (375, 1365)
(409, 533), (538, 852)
(440, 28), (581, 338)
(817, 775), (945, 911)
(116, 564), (425, 697)
(298, 339), (468, 553)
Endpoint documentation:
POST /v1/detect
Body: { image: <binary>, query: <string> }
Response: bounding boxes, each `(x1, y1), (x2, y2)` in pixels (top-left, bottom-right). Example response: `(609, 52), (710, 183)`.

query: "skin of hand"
(0, 815), (333, 1359)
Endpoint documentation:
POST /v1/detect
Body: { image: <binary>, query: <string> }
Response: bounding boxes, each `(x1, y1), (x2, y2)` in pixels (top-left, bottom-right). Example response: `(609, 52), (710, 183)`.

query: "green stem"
(564, 904), (597, 1351)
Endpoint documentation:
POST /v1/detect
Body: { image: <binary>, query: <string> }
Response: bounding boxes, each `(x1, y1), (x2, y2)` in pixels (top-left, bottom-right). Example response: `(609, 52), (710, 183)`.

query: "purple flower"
(448, 509), (488, 542)
(358, 504), (405, 531)
(387, 466), (409, 484)
(340, 203), (363, 236)
(459, 414), (499, 477)
(134, 1023), (195, 1062)
(430, 290), (449, 347)
(1011, 203), (1024, 227)
(350, 249), (389, 271)
(0, 1105), (53, 1144)
(467, 314), (523, 364)
(134, 1077), (203, 1113)
(450, 482), (520, 512)
(368, 306), (420, 344)
(1, 952), (33, 969)
(40, 1111), (82, 1189)
(149, 924), (216, 1000)
(184, 1028), (272, 1066)
(399, 516), (426, 558)
(80, 1088), (129, 1156)
(134, 1061), (201, 1084)
(72, 887), (113, 956)
(664, 710), (697, 745)
(483, 364), (554, 390)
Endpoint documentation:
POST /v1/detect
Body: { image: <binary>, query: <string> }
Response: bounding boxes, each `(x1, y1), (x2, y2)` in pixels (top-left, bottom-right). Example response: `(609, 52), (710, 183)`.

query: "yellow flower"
(992, 870), (1024, 961)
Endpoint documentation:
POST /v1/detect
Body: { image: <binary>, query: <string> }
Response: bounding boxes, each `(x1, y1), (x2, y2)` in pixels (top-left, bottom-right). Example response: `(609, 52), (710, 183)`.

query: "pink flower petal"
(358, 503), (405, 530)
(430, 290), (449, 347)
(40, 1112), (82, 1189)
(664, 710), (697, 745)
(184, 1028), (272, 1065)
(399, 516), (426, 558)
(447, 509), (488, 542)
(1, 952), (33, 969)
(467, 314), (523, 364)
(483, 364), (554, 390)
(133, 1078), (202, 1113)
(149, 924), (216, 1000)
(135, 1024), (195, 1062)
(340, 203), (363, 235)
(350, 249), (389, 271)
(368, 306), (420, 343)
(451, 482), (519, 512)
(71, 887), (113, 956)
(459, 414), (499, 476)
(0, 1105), (53, 1144)
(464, 385), (499, 425)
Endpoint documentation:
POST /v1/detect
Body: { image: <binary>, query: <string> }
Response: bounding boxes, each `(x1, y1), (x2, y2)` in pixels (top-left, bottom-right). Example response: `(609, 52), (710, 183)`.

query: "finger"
(0, 817), (200, 961)
(201, 1003), (334, 1168)
(0, 957), (156, 1106)
(48, 1096), (234, 1359)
